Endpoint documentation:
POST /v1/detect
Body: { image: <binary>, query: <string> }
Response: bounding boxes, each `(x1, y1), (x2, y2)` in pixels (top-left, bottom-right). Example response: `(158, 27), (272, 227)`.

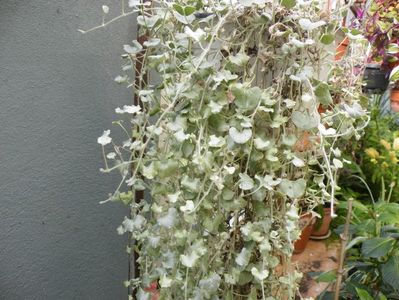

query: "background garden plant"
(89, 0), (369, 298)
(364, 0), (399, 66)
(329, 101), (399, 299)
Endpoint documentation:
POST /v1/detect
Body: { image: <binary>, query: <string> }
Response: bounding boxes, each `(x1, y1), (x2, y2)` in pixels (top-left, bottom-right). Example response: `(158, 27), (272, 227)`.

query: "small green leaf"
(173, 4), (196, 16)
(387, 43), (399, 54)
(118, 191), (133, 205)
(172, 4), (184, 15)
(379, 293), (388, 300)
(156, 160), (179, 179)
(315, 270), (336, 283)
(222, 188), (235, 200)
(314, 81), (333, 105)
(320, 34), (335, 45)
(281, 0), (296, 9)
(183, 5), (196, 16)
(355, 287), (374, 300)
(238, 271), (253, 285)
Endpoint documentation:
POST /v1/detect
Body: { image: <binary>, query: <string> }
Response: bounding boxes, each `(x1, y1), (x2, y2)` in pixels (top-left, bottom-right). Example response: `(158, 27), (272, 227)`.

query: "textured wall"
(0, 1), (135, 299)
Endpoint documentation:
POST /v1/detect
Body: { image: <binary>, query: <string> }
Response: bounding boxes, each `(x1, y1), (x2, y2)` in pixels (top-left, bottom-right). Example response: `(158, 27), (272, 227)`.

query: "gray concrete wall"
(0, 1), (135, 299)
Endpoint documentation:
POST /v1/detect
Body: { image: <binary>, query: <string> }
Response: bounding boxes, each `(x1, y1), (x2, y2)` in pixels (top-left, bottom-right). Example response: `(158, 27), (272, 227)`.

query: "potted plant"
(364, 0), (399, 70)
(87, 0), (369, 298)
(358, 1), (399, 94)
(310, 203), (334, 239)
(294, 212), (316, 254)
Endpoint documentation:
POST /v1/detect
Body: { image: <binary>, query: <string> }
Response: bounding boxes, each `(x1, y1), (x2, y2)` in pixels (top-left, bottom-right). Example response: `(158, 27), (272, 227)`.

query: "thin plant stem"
(102, 145), (109, 170)
(334, 198), (353, 300)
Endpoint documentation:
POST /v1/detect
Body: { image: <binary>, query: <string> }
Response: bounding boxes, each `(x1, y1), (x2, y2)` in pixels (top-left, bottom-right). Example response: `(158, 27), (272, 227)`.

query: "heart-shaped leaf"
(292, 111), (318, 130)
(229, 127), (252, 144)
(239, 173), (254, 191)
(278, 179), (306, 199)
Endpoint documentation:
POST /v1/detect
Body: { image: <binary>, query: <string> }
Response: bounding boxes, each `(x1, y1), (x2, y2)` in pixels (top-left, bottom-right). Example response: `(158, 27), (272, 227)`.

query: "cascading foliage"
(97, 0), (368, 298)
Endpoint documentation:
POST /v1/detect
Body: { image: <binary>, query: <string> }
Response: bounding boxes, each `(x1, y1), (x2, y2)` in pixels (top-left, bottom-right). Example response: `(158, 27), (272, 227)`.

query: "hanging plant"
(87, 0), (369, 298)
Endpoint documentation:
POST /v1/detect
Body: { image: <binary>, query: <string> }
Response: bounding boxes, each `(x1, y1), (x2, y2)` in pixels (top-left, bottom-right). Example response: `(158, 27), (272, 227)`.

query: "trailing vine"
(89, 0), (368, 298)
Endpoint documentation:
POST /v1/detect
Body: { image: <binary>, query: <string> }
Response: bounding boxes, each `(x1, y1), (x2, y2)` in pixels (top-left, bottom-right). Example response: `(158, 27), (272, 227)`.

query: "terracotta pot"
(391, 89), (399, 113)
(144, 282), (160, 300)
(391, 88), (399, 103)
(294, 213), (315, 254)
(335, 37), (349, 61)
(391, 101), (399, 113)
(318, 106), (326, 114)
(311, 207), (333, 239)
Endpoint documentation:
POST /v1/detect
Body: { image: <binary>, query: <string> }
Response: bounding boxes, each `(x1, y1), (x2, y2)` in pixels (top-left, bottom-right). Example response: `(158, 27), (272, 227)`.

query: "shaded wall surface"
(0, 1), (136, 299)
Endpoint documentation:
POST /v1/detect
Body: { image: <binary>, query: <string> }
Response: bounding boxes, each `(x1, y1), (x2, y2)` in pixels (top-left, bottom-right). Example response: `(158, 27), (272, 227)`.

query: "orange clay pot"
(318, 106), (326, 114)
(311, 207), (333, 239)
(294, 213), (316, 254)
(391, 88), (399, 113)
(335, 37), (349, 61)
(391, 88), (399, 102)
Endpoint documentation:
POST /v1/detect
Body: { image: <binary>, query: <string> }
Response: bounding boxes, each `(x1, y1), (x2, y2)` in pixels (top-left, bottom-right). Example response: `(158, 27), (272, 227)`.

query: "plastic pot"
(362, 64), (389, 94)
(310, 207), (333, 239)
(294, 213), (315, 254)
